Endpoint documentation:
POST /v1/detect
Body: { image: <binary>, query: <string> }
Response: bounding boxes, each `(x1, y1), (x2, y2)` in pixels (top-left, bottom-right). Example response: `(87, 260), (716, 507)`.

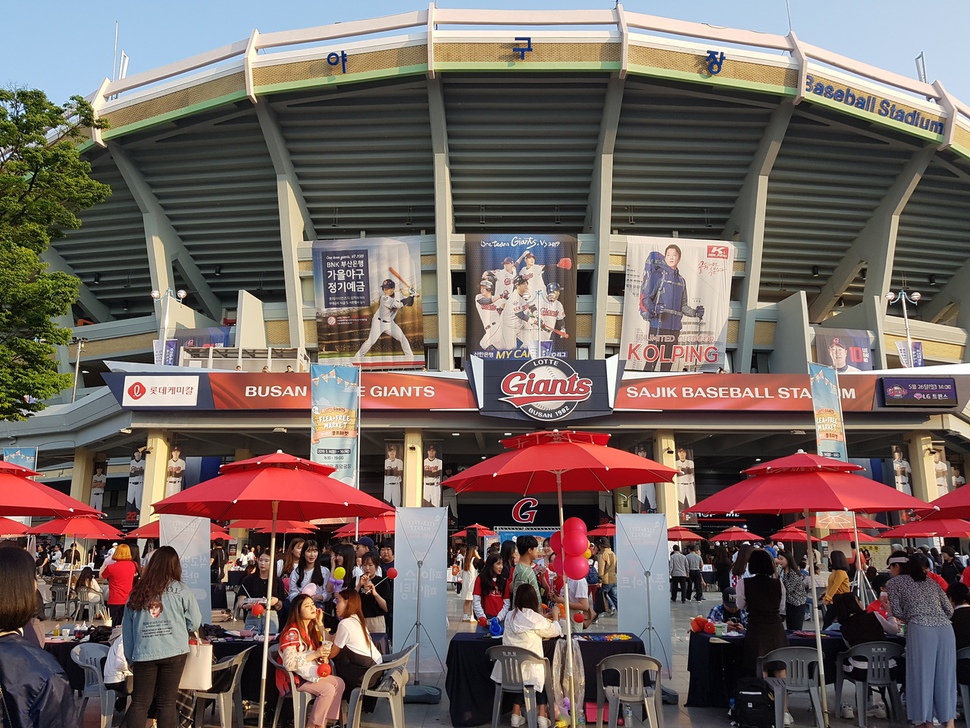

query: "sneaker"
(610, 608), (616, 616)
(840, 704), (855, 720)
(784, 711), (794, 726)
(510, 715), (526, 728)
(537, 718), (551, 728)
(867, 705), (887, 719)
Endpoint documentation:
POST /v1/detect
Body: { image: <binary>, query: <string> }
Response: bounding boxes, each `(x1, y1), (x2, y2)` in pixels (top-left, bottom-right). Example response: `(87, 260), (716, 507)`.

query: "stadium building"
(12, 7), (970, 533)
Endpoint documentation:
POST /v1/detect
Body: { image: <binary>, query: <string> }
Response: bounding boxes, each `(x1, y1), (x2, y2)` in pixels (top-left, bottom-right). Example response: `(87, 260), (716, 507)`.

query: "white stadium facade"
(13, 7), (970, 532)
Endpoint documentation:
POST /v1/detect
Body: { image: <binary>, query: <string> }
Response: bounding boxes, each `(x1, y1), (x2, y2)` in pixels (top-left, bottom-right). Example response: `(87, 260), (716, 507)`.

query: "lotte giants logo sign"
(468, 356), (620, 423)
(512, 497), (539, 523)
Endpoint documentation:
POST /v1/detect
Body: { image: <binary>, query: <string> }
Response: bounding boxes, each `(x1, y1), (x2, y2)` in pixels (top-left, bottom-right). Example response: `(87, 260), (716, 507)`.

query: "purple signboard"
(881, 377), (957, 407)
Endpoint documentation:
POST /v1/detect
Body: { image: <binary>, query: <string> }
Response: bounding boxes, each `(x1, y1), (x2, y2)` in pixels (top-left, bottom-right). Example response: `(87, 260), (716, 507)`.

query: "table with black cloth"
(44, 638), (85, 693)
(685, 630), (848, 708)
(445, 632), (646, 727)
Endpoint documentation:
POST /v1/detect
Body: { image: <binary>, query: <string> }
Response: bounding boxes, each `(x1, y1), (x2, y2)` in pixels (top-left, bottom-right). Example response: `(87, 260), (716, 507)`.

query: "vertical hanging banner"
(814, 329), (874, 372)
(313, 236), (426, 369)
(164, 445), (186, 498)
(383, 441), (404, 508)
(159, 515), (212, 624)
(615, 513), (672, 678)
(891, 445), (913, 496)
(621, 237), (735, 372)
(894, 340), (925, 368)
(465, 234), (577, 360)
(126, 448), (147, 527)
(90, 462), (107, 511)
(3, 448), (38, 526)
(421, 440), (443, 508)
(309, 364), (359, 487)
(393, 507), (447, 676)
(808, 363), (848, 461)
(674, 445), (697, 523)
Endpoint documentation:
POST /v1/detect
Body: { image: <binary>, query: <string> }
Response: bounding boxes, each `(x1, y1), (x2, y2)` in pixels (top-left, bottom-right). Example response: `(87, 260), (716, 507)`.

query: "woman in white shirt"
(328, 588), (381, 701)
(287, 539), (333, 605)
(491, 583), (562, 728)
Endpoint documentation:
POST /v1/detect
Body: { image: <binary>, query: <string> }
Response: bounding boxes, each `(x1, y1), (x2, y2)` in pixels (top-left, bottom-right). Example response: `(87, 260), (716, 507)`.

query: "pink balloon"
(562, 530), (588, 558)
(565, 555), (589, 581)
(563, 517), (587, 536)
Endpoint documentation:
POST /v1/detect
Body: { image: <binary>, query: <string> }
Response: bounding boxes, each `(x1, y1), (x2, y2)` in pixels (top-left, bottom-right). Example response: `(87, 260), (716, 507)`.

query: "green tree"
(0, 88), (110, 419)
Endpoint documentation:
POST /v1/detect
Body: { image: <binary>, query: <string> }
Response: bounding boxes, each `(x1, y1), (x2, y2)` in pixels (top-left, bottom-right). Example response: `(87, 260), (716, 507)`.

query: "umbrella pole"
(805, 509), (829, 727)
(257, 501), (279, 728)
(557, 475), (578, 728)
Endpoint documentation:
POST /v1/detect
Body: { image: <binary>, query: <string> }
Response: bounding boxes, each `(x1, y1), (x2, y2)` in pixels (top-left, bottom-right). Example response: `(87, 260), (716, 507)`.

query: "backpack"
(729, 677), (775, 728)
(585, 563), (600, 585)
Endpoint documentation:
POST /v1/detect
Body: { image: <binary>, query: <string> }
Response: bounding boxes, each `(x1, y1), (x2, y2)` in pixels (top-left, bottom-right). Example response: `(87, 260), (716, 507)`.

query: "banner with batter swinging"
(313, 236), (427, 369)
(465, 234), (577, 360)
(620, 237), (735, 373)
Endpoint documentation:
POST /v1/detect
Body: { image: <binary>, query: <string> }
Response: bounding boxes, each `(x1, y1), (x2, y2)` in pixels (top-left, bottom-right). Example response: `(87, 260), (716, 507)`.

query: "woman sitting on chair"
(491, 583), (562, 728)
(278, 594), (346, 728)
(327, 588), (382, 700)
(75, 566), (104, 620)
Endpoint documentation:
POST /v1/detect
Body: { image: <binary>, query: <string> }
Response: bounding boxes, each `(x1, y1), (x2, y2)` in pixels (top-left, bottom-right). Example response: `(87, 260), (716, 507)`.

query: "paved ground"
(50, 583), (873, 727)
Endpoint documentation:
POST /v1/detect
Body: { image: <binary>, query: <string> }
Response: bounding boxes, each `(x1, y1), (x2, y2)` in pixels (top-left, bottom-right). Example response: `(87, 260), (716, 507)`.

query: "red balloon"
(704, 622), (716, 634)
(549, 531), (562, 555)
(563, 517), (587, 536)
(251, 603), (265, 617)
(564, 555), (589, 581)
(386, 568), (398, 579)
(562, 530), (588, 557)
(316, 662), (332, 678)
(573, 611), (586, 623)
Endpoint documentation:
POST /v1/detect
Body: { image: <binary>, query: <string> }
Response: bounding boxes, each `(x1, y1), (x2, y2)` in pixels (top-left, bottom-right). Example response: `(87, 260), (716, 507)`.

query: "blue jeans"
(600, 582), (618, 610)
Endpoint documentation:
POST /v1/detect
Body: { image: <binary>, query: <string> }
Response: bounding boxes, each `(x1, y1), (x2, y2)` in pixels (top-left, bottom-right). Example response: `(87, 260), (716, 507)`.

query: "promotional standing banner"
(465, 234), (577, 360)
(159, 514), (212, 624)
(126, 448), (147, 527)
(3, 448), (38, 526)
(815, 328), (874, 372)
(393, 507), (448, 676)
(615, 513), (672, 678)
(422, 441), (443, 508)
(383, 441), (404, 508)
(808, 363), (848, 461)
(313, 236), (426, 368)
(309, 364), (360, 486)
(621, 237), (735, 372)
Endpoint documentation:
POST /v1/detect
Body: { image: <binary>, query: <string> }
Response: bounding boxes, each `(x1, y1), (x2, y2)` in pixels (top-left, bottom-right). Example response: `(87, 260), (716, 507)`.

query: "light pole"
(885, 289), (922, 367)
(71, 337), (88, 403)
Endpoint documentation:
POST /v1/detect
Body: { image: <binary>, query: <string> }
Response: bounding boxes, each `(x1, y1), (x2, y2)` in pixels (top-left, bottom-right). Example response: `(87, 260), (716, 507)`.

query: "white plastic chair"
(70, 642), (124, 728)
(268, 644), (313, 728)
(346, 644), (416, 728)
(193, 645), (256, 728)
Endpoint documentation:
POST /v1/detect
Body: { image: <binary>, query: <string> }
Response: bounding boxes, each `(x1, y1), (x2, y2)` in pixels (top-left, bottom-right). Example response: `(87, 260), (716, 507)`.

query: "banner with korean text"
(160, 514), (212, 624)
(310, 364), (359, 487)
(313, 236), (426, 369)
(621, 237), (734, 372)
(809, 363), (848, 461)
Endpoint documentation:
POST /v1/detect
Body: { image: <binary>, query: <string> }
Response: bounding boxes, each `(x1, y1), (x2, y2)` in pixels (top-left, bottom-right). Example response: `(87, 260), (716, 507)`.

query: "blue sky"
(3, 1), (968, 105)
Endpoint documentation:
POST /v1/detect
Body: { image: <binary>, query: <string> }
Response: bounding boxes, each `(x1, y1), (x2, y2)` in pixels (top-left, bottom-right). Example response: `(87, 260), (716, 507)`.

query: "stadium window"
(452, 272), (466, 296)
(424, 346), (439, 371)
(607, 272), (625, 297)
(576, 345), (590, 360)
(453, 345), (466, 371)
(577, 271), (593, 296)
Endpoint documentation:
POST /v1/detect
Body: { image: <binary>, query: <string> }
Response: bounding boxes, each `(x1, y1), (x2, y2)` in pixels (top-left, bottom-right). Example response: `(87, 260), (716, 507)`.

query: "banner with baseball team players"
(620, 237), (735, 372)
(465, 234), (577, 360)
(313, 236), (427, 369)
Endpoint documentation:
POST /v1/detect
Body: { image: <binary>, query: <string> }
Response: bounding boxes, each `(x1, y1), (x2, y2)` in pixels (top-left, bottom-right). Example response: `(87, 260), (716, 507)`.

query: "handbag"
(178, 639), (213, 691)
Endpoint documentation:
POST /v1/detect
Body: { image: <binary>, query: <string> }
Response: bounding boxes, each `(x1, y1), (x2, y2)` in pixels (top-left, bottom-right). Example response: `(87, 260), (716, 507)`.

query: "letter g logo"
(511, 497), (539, 524)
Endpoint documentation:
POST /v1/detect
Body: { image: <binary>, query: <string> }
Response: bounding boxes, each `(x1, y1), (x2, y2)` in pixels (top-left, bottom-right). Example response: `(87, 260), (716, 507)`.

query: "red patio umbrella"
(452, 527), (499, 539)
(771, 527), (820, 543)
(881, 517), (970, 539)
(712, 526), (765, 542)
(334, 513), (395, 537)
(152, 450), (393, 728)
(28, 516), (124, 540)
(788, 514), (887, 530)
(442, 429), (678, 728)
(125, 520), (232, 541)
(0, 517), (29, 536)
(232, 519), (316, 534)
(686, 450), (931, 725)
(589, 523), (616, 537)
(822, 530), (879, 543)
(666, 525), (704, 541)
(928, 485), (970, 520)
(0, 462), (100, 519)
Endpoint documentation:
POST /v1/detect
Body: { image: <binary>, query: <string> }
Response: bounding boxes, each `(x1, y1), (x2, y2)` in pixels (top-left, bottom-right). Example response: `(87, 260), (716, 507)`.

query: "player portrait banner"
(165, 444), (186, 498)
(814, 328), (874, 372)
(313, 236), (426, 369)
(808, 362), (848, 461)
(674, 445), (697, 523)
(3, 448), (38, 527)
(621, 237), (735, 372)
(126, 447), (147, 527)
(383, 440), (405, 508)
(422, 440), (443, 508)
(465, 234), (577, 360)
(309, 364), (359, 487)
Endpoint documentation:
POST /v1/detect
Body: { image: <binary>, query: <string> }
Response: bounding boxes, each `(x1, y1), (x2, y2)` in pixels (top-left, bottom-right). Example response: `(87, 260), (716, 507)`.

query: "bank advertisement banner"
(621, 237), (734, 372)
(310, 364), (359, 487)
(313, 236), (426, 369)
(393, 508), (448, 676)
(159, 515), (212, 624)
(814, 328), (873, 372)
(616, 513), (672, 678)
(465, 234), (577, 360)
(809, 363), (848, 461)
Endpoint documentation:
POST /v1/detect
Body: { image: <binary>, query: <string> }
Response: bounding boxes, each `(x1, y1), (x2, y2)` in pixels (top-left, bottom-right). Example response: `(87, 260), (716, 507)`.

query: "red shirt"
(929, 571), (948, 591)
(473, 574), (510, 618)
(100, 560), (138, 606)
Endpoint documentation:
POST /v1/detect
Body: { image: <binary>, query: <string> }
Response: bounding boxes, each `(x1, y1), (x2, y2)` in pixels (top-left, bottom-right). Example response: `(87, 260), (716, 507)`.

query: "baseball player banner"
(126, 447), (147, 527)
(422, 440), (443, 508)
(383, 440), (405, 508)
(620, 237), (735, 372)
(310, 364), (359, 486)
(814, 328), (874, 372)
(313, 236), (426, 369)
(465, 234), (577, 360)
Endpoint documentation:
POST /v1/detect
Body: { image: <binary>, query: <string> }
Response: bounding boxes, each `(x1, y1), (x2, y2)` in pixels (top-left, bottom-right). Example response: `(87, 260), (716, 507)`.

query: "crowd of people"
(683, 539), (970, 728)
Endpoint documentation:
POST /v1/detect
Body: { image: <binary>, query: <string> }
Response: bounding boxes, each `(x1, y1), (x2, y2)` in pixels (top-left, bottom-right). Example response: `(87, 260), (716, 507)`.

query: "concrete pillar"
(403, 430), (424, 507)
(654, 430), (680, 527)
(139, 431), (171, 527)
(70, 446), (95, 507)
(906, 432), (936, 503)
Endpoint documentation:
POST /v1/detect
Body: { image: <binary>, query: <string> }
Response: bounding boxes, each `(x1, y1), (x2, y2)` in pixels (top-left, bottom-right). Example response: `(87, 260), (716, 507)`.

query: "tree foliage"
(0, 88), (110, 420)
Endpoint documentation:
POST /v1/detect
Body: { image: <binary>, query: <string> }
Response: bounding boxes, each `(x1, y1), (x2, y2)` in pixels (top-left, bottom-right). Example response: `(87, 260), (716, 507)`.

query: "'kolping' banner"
(313, 236), (426, 369)
(310, 364), (359, 486)
(621, 237), (734, 372)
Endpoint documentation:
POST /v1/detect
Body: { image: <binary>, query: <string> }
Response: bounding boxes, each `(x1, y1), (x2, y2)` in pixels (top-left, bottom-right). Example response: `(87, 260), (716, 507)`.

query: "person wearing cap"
(475, 276), (507, 350)
(503, 274), (537, 351)
(485, 257), (518, 302)
(354, 537), (379, 579)
(707, 587), (747, 630)
(423, 444), (443, 508)
(354, 278), (415, 361)
(538, 281), (566, 346)
(516, 249), (547, 297)
(827, 337), (861, 374)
